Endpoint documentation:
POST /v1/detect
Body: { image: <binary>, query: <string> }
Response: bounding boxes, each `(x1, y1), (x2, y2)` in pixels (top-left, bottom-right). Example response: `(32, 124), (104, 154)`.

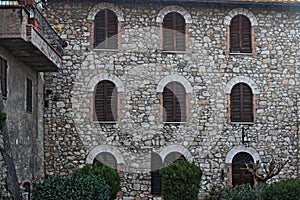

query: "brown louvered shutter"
(0, 57), (7, 98)
(230, 15), (252, 53)
(163, 82), (186, 122)
(151, 152), (162, 194)
(94, 9), (118, 49)
(95, 80), (117, 121)
(231, 83), (253, 122)
(163, 12), (185, 51)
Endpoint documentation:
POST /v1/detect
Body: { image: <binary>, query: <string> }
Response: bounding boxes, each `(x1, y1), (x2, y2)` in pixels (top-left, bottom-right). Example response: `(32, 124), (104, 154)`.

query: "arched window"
(151, 151), (186, 195)
(232, 152), (254, 186)
(151, 152), (163, 195)
(163, 12), (185, 51)
(164, 152), (186, 165)
(230, 83), (253, 122)
(163, 82), (186, 122)
(230, 15), (251, 53)
(94, 9), (118, 49)
(94, 80), (117, 122)
(93, 152), (117, 169)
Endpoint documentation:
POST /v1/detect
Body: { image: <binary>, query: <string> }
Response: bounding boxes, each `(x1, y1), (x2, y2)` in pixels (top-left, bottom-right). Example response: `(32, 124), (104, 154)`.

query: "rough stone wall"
(45, 1), (300, 198)
(0, 132), (11, 199)
(0, 45), (45, 190)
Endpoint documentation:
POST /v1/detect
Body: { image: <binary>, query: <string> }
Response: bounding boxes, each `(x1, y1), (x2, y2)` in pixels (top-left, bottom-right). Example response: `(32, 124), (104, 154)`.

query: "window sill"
(93, 48), (118, 52)
(162, 50), (186, 54)
(229, 53), (253, 56)
(93, 121), (117, 124)
(230, 122), (254, 125)
(163, 122), (186, 125)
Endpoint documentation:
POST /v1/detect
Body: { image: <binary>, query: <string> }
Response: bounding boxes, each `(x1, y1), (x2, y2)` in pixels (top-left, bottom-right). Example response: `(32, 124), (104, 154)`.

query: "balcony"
(0, 0), (62, 71)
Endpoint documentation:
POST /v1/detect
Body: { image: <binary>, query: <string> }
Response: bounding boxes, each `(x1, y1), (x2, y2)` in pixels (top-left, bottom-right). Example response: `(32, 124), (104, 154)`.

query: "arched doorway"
(232, 152), (254, 186)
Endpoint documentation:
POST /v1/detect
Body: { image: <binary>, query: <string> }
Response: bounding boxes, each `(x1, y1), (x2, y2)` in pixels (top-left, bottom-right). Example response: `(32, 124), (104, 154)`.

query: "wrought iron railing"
(0, 0), (64, 56)
(32, 6), (64, 56)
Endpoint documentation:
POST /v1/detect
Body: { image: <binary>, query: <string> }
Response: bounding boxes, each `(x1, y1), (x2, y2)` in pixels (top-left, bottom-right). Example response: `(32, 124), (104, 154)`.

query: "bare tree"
(243, 157), (289, 185)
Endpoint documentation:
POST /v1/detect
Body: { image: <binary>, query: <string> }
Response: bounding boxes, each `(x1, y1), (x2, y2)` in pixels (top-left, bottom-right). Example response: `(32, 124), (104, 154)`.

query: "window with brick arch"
(230, 83), (253, 122)
(163, 12), (185, 51)
(0, 57), (7, 98)
(94, 9), (118, 49)
(94, 80), (117, 122)
(230, 15), (252, 53)
(163, 82), (186, 122)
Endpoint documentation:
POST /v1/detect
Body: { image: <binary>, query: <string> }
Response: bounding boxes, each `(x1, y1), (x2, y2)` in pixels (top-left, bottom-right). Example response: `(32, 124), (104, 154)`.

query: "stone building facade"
(0, 0), (62, 198)
(44, 0), (300, 198)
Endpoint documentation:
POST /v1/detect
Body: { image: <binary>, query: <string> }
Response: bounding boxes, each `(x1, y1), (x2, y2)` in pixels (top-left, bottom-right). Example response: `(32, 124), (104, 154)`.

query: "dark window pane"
(0, 57), (7, 98)
(26, 78), (32, 112)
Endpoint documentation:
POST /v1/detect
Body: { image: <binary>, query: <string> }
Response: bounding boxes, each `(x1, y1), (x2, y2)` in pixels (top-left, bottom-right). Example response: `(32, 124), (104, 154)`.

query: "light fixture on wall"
(241, 126), (249, 145)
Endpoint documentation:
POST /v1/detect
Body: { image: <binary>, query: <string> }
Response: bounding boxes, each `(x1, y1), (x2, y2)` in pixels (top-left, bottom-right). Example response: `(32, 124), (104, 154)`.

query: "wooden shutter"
(231, 83), (253, 122)
(0, 57), (7, 98)
(151, 152), (162, 194)
(163, 12), (185, 51)
(95, 80), (117, 121)
(94, 9), (118, 49)
(230, 15), (251, 53)
(163, 82), (186, 122)
(26, 78), (32, 112)
(232, 152), (254, 186)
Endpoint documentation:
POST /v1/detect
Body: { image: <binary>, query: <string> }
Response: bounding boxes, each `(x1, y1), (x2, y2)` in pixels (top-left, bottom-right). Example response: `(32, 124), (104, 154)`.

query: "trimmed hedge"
(205, 179), (300, 200)
(262, 179), (300, 200)
(205, 184), (263, 200)
(159, 160), (202, 200)
(32, 173), (111, 200)
(75, 163), (121, 200)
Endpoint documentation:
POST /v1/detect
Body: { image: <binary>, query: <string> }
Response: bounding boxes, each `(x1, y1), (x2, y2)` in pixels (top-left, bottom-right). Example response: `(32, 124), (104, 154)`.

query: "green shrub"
(32, 173), (111, 200)
(75, 163), (121, 200)
(159, 160), (202, 200)
(205, 184), (264, 200)
(262, 179), (300, 200)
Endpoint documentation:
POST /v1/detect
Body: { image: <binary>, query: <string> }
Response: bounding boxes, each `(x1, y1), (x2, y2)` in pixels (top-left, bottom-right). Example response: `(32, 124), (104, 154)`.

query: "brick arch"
(225, 76), (259, 95)
(156, 75), (193, 93)
(225, 146), (260, 164)
(87, 73), (125, 92)
(159, 144), (193, 163)
(87, 2), (124, 22)
(86, 145), (125, 165)
(224, 8), (258, 26)
(156, 5), (192, 24)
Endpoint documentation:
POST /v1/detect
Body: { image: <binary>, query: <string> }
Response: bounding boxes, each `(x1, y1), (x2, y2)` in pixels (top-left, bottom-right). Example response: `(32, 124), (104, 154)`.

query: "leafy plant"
(159, 160), (202, 200)
(74, 163), (121, 200)
(33, 173), (111, 200)
(205, 184), (264, 200)
(262, 179), (300, 200)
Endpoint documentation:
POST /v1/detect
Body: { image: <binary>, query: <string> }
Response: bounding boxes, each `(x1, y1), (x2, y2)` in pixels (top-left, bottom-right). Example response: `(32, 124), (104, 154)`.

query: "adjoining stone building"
(43, 0), (299, 198)
(0, 0), (63, 198)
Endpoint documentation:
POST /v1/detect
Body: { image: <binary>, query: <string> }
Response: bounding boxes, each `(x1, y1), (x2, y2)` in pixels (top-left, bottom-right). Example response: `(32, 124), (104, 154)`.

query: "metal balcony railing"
(0, 0), (64, 56)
